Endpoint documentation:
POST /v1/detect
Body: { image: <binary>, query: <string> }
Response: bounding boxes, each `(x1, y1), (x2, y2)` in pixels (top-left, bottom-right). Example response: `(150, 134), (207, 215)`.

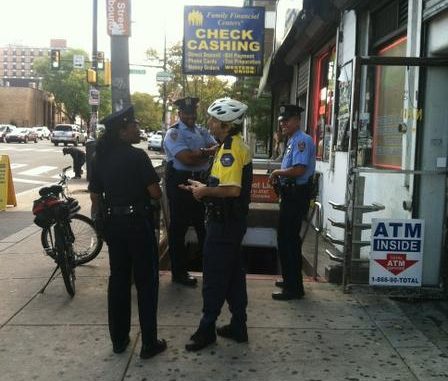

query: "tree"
(146, 43), (231, 125)
(230, 77), (272, 142)
(33, 48), (111, 125)
(131, 92), (163, 131)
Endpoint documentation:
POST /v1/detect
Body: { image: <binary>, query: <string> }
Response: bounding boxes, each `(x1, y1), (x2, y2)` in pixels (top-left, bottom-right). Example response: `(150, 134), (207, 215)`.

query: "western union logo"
(188, 10), (203, 26)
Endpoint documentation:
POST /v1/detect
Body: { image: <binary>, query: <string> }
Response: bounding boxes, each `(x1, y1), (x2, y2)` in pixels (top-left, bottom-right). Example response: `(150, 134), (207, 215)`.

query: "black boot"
(185, 328), (216, 352)
(216, 324), (248, 343)
(140, 339), (167, 359)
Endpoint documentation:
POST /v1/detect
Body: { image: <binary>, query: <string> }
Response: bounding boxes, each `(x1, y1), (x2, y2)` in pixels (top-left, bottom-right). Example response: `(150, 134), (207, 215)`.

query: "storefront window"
(312, 46), (336, 161)
(372, 36), (407, 168)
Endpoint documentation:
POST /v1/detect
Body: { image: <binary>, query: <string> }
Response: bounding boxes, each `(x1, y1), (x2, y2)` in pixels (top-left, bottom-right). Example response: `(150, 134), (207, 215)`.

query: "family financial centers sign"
(183, 6), (265, 76)
(369, 219), (424, 287)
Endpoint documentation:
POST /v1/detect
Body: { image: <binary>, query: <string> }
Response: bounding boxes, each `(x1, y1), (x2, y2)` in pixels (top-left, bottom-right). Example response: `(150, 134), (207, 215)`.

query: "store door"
(417, 66), (448, 286)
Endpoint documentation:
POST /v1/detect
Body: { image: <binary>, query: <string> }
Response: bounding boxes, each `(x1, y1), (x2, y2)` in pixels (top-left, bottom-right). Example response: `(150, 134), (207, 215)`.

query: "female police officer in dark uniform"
(88, 105), (166, 359)
(180, 98), (253, 351)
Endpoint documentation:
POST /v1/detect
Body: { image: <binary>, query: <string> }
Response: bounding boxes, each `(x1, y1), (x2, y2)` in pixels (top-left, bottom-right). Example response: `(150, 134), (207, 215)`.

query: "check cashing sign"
(183, 6), (265, 76)
(370, 219), (424, 287)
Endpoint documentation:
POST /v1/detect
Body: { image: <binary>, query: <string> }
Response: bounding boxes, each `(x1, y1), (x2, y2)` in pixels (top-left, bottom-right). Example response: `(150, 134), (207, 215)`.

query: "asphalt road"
(0, 138), (164, 240)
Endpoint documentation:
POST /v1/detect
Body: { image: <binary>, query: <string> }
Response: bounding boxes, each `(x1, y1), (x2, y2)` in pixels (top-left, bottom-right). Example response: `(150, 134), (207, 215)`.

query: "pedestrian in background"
(181, 98), (252, 351)
(269, 105), (316, 301)
(62, 147), (86, 178)
(88, 105), (166, 359)
(163, 96), (217, 287)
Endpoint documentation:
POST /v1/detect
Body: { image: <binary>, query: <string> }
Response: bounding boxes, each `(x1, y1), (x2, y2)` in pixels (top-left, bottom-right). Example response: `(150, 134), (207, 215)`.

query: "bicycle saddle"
(39, 185), (63, 197)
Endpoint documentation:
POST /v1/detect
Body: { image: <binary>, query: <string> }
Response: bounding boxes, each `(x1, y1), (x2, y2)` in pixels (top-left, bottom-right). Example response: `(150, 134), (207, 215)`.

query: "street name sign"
(129, 69), (146, 75)
(156, 71), (173, 82)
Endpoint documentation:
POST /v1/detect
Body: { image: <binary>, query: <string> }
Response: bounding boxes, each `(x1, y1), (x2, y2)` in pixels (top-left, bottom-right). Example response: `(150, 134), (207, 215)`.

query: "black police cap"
(278, 104), (304, 121)
(174, 97), (199, 114)
(100, 105), (138, 131)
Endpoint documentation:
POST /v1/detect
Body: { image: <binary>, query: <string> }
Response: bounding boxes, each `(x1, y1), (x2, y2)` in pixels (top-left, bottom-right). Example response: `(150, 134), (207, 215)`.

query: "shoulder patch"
(298, 140), (306, 152)
(170, 131), (178, 141)
(220, 153), (234, 167)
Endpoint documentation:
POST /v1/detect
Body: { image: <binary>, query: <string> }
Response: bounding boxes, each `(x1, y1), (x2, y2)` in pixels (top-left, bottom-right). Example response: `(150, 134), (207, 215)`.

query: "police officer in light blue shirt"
(163, 97), (217, 286)
(269, 104), (316, 300)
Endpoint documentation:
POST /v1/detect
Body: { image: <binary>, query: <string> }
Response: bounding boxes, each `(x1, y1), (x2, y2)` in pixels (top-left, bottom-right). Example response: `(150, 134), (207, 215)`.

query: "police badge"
(298, 141), (306, 152)
(171, 131), (178, 141)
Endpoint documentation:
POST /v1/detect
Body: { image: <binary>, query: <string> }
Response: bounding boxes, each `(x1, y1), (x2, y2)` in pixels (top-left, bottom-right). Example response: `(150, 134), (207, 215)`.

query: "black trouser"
(165, 170), (206, 278)
(73, 156), (85, 177)
(199, 217), (247, 332)
(277, 185), (309, 294)
(104, 215), (159, 346)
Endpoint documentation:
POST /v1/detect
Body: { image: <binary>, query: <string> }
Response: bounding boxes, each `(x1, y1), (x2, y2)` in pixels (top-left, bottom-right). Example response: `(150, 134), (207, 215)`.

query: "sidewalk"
(1, 179), (448, 380)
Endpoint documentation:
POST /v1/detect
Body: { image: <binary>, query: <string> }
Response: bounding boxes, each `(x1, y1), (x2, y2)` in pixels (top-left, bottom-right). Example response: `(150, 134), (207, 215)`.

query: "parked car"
(33, 126), (51, 140)
(51, 124), (86, 146)
(0, 124), (16, 142)
(5, 127), (38, 143)
(139, 129), (147, 141)
(147, 130), (164, 151)
(96, 124), (105, 138)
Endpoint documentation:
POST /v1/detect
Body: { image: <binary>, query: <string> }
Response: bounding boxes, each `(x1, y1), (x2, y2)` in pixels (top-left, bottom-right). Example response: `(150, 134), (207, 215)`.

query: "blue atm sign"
(370, 219), (424, 287)
(183, 6), (265, 76)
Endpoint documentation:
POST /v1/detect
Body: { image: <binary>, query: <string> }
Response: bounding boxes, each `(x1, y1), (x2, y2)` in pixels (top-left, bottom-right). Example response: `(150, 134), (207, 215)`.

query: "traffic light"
(86, 69), (97, 84)
(104, 60), (111, 86)
(50, 49), (60, 70)
(97, 51), (104, 70)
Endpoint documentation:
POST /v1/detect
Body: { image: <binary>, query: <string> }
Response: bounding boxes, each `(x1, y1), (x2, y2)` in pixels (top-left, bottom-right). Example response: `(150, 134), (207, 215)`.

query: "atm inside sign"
(369, 219), (424, 287)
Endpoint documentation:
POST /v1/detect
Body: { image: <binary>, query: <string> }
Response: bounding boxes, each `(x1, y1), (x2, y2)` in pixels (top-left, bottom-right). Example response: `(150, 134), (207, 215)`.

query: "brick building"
(0, 87), (56, 127)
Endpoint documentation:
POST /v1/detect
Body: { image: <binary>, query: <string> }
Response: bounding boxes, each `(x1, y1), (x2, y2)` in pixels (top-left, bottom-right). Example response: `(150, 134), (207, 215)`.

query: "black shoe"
(112, 336), (130, 354)
(216, 324), (248, 343)
(275, 279), (284, 288)
(172, 273), (197, 287)
(73, 175), (81, 179)
(272, 290), (304, 301)
(185, 329), (216, 352)
(140, 339), (167, 359)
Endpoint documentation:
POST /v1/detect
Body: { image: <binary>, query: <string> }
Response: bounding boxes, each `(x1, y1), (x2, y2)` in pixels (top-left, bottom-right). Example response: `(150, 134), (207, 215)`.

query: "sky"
(1, 0), (243, 95)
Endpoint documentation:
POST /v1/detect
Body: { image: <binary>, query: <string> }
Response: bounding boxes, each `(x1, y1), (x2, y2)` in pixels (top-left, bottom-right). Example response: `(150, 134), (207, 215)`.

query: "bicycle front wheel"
(58, 245), (76, 297)
(41, 214), (103, 265)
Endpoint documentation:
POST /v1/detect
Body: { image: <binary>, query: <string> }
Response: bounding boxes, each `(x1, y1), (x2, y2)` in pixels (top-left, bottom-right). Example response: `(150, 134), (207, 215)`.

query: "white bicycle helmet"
(207, 98), (248, 125)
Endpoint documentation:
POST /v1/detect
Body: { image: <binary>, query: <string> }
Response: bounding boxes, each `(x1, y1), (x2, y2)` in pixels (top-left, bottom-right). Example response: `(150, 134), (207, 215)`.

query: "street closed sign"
(156, 71), (173, 82)
(370, 219), (424, 287)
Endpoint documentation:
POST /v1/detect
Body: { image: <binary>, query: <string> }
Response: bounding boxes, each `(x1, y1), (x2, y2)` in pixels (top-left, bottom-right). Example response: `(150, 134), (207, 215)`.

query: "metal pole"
(86, 0), (98, 181)
(162, 33), (167, 130)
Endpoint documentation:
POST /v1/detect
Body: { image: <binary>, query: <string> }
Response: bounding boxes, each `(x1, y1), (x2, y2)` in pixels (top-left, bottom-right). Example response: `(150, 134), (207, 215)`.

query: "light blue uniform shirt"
(163, 121), (216, 171)
(281, 129), (316, 185)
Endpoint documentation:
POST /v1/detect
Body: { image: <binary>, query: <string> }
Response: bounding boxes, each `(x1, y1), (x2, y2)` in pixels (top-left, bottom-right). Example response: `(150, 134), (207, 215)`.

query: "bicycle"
(40, 166), (103, 265)
(32, 184), (80, 296)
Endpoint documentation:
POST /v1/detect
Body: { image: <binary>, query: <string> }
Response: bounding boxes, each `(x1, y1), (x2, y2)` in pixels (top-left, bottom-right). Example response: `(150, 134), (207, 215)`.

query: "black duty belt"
(106, 205), (150, 216)
(280, 183), (308, 190)
(170, 168), (206, 180)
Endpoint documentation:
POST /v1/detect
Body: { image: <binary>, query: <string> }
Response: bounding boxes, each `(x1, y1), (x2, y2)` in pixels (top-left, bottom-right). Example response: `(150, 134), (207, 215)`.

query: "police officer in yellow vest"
(180, 98), (253, 351)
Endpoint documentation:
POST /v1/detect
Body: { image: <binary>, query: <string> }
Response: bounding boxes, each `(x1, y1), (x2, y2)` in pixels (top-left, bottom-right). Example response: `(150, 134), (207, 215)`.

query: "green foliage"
(131, 92), (163, 131)
(33, 48), (111, 124)
(230, 77), (272, 141)
(146, 43), (232, 125)
(145, 43), (272, 137)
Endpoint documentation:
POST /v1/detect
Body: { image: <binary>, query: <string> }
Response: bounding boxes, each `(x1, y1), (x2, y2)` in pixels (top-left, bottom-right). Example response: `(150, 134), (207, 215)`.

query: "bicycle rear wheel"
(42, 214), (103, 265)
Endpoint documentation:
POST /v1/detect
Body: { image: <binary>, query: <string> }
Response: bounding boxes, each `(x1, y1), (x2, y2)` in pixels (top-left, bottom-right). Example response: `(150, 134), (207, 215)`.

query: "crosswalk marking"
(12, 177), (49, 185)
(0, 147), (60, 153)
(10, 163), (28, 169)
(18, 165), (58, 176)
